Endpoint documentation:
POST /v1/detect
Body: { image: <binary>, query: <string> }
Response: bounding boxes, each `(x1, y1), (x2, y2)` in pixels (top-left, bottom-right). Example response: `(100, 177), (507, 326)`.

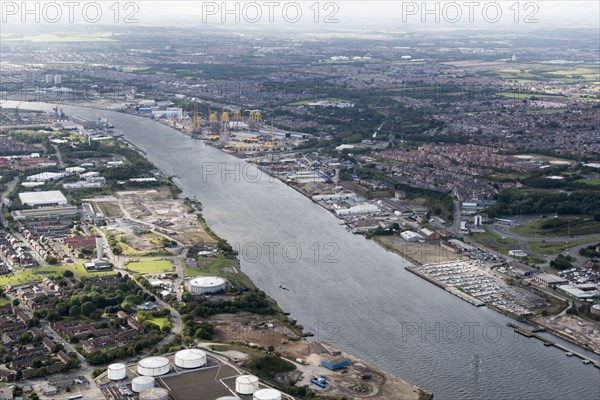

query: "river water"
(4, 102), (600, 400)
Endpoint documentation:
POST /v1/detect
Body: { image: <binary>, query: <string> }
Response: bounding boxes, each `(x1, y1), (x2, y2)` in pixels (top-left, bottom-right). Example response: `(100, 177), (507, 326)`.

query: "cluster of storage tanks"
(234, 375), (282, 400)
(137, 356), (171, 377)
(108, 353), (281, 400)
(174, 348), (207, 368)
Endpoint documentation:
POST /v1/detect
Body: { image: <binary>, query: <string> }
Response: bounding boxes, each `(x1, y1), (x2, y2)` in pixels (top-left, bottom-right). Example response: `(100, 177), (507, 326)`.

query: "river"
(4, 102), (600, 400)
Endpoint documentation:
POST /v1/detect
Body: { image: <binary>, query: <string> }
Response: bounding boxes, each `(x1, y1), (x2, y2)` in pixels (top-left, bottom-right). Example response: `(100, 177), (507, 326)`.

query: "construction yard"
(207, 314), (425, 399)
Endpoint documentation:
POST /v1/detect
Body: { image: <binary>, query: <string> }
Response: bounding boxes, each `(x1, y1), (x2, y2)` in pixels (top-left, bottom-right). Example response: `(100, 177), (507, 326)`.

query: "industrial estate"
(0, 3), (599, 400)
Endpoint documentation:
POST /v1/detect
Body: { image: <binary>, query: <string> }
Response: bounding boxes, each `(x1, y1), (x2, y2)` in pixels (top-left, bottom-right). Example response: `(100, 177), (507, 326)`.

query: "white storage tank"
(236, 375), (259, 394)
(139, 387), (169, 400)
(131, 376), (155, 393)
(137, 356), (170, 376)
(107, 363), (127, 380)
(253, 388), (282, 400)
(189, 276), (228, 294)
(175, 349), (207, 369)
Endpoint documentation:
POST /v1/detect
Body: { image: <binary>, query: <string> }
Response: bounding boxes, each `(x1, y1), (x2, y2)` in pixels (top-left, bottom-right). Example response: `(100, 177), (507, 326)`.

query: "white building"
(335, 203), (380, 216)
(26, 172), (65, 182)
(53, 74), (62, 84)
(312, 193), (357, 202)
(400, 230), (423, 242)
(19, 191), (68, 207)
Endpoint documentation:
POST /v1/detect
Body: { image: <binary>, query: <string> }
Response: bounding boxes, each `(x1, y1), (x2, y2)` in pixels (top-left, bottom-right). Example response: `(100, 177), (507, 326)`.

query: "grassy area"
(0, 298), (12, 306)
(146, 316), (170, 329)
(528, 238), (598, 255)
(575, 176), (600, 186)
(470, 227), (519, 254)
(184, 256), (254, 290)
(0, 264), (114, 286)
(117, 234), (172, 257)
(497, 91), (564, 100)
(514, 217), (600, 237)
(183, 256), (236, 277)
(288, 97), (350, 106)
(124, 259), (174, 274)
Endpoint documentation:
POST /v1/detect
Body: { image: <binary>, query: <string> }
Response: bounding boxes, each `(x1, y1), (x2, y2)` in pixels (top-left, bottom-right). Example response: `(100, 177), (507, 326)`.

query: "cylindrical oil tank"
(236, 375), (259, 394)
(139, 387), (169, 400)
(253, 388), (282, 400)
(137, 356), (170, 376)
(107, 363), (127, 380)
(132, 376), (155, 393)
(189, 276), (227, 294)
(174, 349), (207, 369)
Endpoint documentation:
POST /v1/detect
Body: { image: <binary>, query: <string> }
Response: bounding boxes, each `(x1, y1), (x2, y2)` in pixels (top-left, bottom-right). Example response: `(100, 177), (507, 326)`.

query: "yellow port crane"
(208, 109), (220, 135)
(249, 110), (262, 131)
(192, 98), (201, 135)
(233, 109), (243, 131)
(220, 110), (230, 133)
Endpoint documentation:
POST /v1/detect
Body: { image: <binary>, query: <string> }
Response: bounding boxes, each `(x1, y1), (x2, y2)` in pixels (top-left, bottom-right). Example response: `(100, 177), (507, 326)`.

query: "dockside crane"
(192, 98), (201, 137)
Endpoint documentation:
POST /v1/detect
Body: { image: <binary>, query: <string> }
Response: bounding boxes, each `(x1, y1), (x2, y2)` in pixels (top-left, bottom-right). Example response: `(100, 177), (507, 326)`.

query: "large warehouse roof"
(19, 190), (68, 206)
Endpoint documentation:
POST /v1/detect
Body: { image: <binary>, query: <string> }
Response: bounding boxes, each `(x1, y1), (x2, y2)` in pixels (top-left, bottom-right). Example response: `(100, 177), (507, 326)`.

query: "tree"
(45, 255), (58, 264)
(68, 304), (81, 318)
(81, 302), (95, 317)
(63, 270), (74, 278)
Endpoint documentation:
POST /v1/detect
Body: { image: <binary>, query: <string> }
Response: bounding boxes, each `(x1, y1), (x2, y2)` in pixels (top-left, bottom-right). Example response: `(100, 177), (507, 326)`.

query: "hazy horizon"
(1, 1), (598, 33)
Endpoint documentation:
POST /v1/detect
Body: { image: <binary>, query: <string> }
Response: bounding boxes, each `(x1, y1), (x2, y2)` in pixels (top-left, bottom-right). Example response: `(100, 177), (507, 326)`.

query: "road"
(52, 144), (66, 168)
(487, 222), (598, 260)
(92, 224), (184, 350)
(488, 223), (599, 243)
(450, 198), (462, 235)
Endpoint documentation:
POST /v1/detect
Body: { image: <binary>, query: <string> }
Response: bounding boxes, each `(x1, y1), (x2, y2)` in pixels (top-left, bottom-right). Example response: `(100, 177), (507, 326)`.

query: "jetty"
(507, 323), (600, 369)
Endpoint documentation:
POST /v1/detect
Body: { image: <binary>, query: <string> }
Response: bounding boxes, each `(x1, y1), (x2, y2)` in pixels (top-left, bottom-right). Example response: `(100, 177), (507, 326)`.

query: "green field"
(117, 233), (172, 257)
(497, 92), (564, 100)
(528, 237), (598, 255)
(146, 316), (170, 329)
(0, 264), (114, 286)
(0, 298), (12, 306)
(288, 97), (350, 106)
(183, 256), (236, 277)
(514, 217), (600, 238)
(124, 259), (174, 274)
(470, 228), (519, 254)
(575, 176), (600, 186)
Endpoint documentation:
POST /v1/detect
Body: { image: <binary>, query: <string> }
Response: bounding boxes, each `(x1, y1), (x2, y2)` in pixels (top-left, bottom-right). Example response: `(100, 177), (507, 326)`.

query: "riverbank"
(115, 125), (431, 398)
(5, 101), (599, 400)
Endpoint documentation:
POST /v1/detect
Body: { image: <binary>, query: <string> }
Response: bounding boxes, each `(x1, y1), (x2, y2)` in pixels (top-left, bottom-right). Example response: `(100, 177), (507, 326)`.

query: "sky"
(1, 1), (599, 31)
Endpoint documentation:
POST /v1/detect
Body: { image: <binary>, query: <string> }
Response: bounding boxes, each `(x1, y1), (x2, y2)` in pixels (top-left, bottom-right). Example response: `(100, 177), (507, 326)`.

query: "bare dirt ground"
(376, 235), (462, 265)
(536, 314), (600, 354)
(209, 314), (424, 399)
